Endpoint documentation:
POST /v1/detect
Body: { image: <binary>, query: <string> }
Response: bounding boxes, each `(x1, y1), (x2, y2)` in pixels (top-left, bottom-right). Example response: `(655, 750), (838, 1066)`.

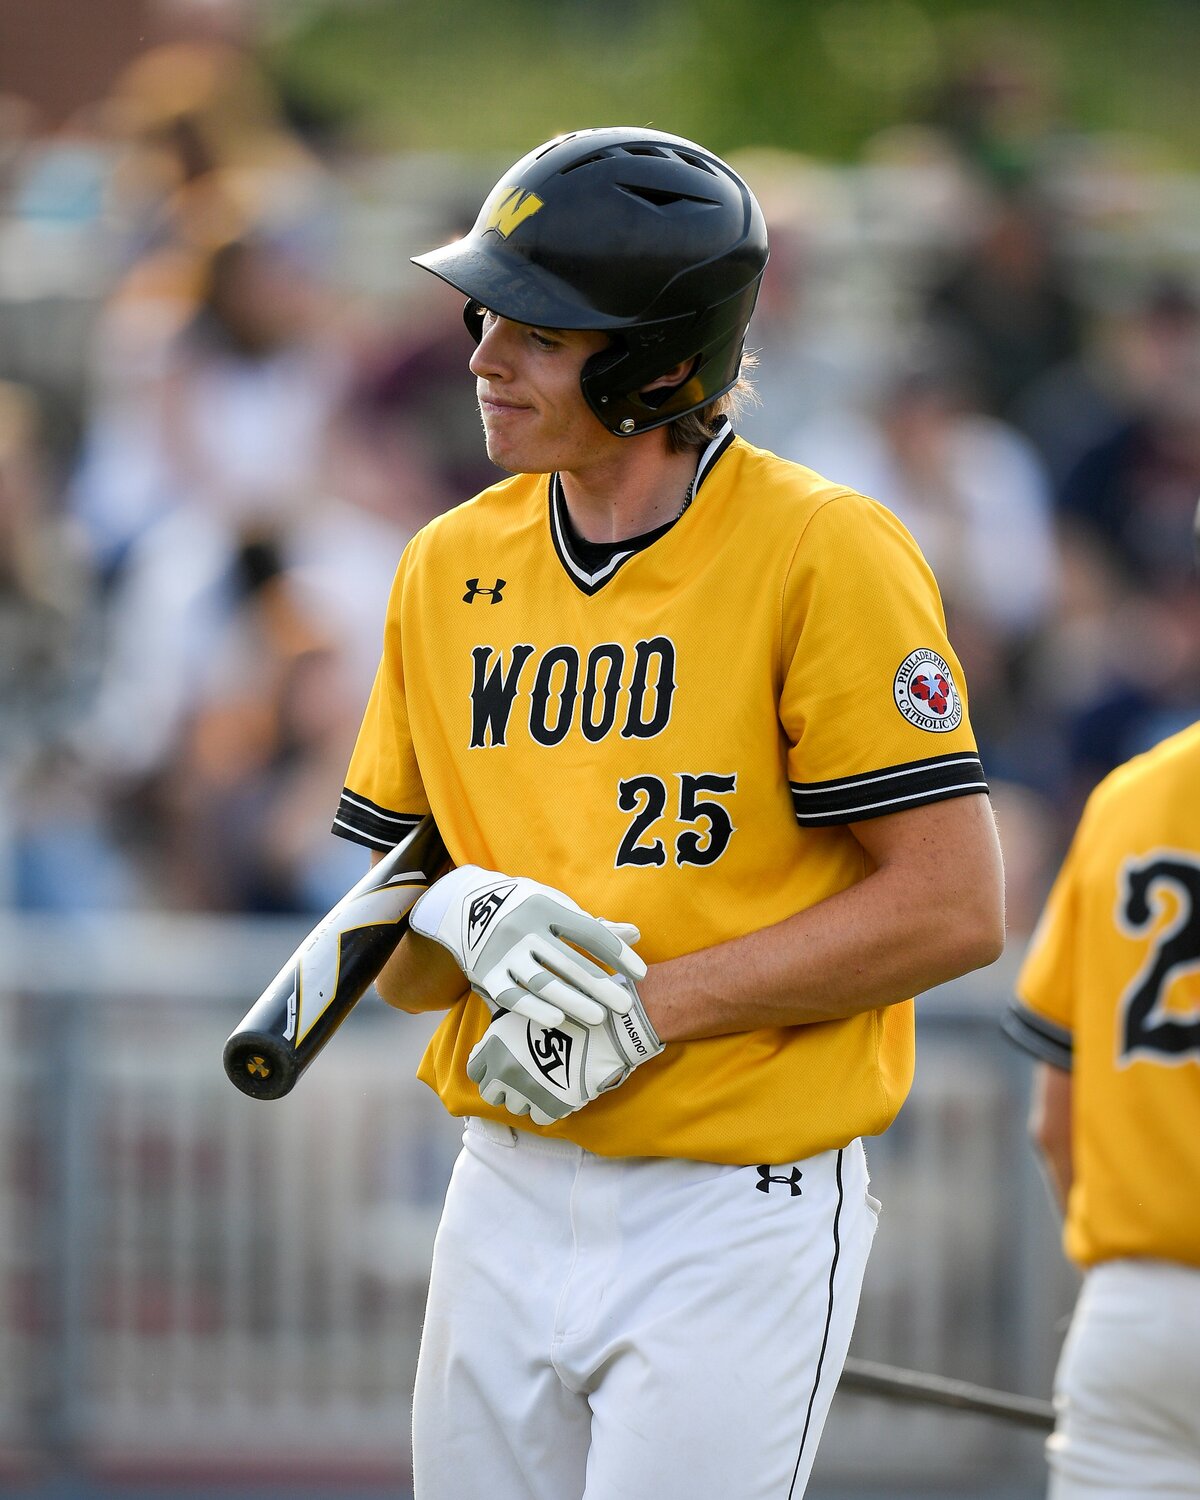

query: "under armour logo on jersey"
(529, 1024), (572, 1085)
(466, 885), (515, 949)
(755, 1165), (803, 1196)
(464, 578), (506, 604)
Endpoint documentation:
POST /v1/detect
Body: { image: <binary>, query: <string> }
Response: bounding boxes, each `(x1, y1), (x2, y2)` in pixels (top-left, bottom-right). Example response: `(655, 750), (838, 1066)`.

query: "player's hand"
(466, 978), (664, 1126)
(408, 865), (646, 1029)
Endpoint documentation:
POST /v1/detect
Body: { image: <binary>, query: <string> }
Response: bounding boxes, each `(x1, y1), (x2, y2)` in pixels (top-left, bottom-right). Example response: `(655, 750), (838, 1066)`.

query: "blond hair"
(665, 356), (758, 453)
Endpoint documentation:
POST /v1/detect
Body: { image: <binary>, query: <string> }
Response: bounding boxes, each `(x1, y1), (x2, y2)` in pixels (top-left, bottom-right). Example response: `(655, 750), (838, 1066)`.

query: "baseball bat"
(838, 1357), (1055, 1431)
(223, 815), (448, 1100)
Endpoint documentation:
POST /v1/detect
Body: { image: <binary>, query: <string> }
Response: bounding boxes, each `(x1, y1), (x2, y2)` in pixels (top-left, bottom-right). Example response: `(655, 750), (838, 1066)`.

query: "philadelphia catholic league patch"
(893, 649), (963, 733)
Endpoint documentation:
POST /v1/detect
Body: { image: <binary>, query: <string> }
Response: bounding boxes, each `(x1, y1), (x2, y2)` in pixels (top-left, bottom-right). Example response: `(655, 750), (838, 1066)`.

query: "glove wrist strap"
(609, 976), (662, 1065)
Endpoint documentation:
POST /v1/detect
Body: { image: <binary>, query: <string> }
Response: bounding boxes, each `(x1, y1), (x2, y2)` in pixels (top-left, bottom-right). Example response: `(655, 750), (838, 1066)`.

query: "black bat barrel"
(222, 921), (414, 1099)
(223, 817), (447, 1100)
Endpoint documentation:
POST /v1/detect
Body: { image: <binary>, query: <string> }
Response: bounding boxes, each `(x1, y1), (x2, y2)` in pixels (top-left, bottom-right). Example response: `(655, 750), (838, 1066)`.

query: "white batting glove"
(408, 865), (646, 1029)
(466, 978), (664, 1126)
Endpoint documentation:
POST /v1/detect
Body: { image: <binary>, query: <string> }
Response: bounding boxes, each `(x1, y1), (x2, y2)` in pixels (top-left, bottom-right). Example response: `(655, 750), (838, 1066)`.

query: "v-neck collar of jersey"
(548, 418), (735, 596)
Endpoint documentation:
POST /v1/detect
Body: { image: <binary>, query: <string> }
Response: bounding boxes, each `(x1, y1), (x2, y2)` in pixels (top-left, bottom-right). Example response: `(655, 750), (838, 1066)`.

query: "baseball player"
(333, 127), (1006, 1500)
(1005, 509), (1200, 1499)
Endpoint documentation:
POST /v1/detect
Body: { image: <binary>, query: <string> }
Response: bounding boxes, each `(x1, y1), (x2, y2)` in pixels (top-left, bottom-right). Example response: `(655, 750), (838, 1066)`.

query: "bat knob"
(223, 1032), (299, 1100)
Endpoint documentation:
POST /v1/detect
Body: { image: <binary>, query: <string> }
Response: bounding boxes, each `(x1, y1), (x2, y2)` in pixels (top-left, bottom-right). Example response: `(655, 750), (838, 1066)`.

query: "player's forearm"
(640, 795), (1006, 1043)
(1029, 1062), (1073, 1214)
(374, 929), (468, 1013)
(363, 849), (467, 1013)
(1038, 1142), (1073, 1216)
(641, 865), (998, 1040)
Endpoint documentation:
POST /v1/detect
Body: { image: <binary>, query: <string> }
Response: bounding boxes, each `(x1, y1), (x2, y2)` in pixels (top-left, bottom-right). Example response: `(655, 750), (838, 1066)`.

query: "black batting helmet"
(412, 127), (769, 437)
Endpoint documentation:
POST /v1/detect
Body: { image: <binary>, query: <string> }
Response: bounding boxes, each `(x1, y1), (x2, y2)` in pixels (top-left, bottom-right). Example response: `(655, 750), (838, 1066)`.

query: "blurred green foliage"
(264, 0), (1200, 166)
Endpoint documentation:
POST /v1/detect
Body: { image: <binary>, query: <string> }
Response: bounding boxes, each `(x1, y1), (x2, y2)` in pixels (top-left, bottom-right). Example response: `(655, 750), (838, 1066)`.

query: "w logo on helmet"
(484, 186), (544, 239)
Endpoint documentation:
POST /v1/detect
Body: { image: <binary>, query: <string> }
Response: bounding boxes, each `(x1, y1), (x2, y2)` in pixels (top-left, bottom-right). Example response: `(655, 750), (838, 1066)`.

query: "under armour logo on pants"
(755, 1165), (803, 1196)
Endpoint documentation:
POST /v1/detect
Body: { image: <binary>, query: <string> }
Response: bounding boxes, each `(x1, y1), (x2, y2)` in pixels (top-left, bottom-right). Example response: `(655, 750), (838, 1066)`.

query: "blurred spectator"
(1062, 566), (1200, 804)
(287, 364), (474, 700)
(987, 778), (1065, 940)
(730, 152), (877, 454)
(919, 11), (1066, 190)
(783, 338), (1062, 796)
(8, 749), (143, 912)
(158, 532), (345, 912)
(784, 340), (1059, 643)
(1058, 292), (1200, 589)
(67, 241), (209, 573)
(68, 26), (346, 573)
(157, 234), (347, 531)
(1017, 278), (1200, 494)
(59, 209), (355, 911)
(1016, 273), (1200, 802)
(74, 227), (348, 742)
(343, 293), (502, 510)
(0, 380), (137, 910)
(0, 380), (89, 762)
(1022, 516), (1200, 824)
(922, 184), (1086, 422)
(100, 35), (333, 260)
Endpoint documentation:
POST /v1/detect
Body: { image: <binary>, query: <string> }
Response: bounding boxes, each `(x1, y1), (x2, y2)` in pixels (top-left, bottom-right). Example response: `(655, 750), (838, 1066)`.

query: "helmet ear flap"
(580, 341), (706, 434)
(579, 341), (626, 405)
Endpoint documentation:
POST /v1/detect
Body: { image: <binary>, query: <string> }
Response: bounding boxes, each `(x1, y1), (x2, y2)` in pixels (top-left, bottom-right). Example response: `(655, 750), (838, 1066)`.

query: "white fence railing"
(0, 914), (1074, 1495)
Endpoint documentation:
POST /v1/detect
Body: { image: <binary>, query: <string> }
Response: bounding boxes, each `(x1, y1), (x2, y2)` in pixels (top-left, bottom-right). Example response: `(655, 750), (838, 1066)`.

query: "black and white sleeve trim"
(1003, 1002), (1073, 1070)
(790, 752), (988, 826)
(331, 788), (423, 852)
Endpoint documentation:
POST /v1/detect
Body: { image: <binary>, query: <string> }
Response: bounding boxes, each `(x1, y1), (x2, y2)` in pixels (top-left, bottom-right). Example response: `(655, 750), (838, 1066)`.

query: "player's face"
(469, 309), (615, 475)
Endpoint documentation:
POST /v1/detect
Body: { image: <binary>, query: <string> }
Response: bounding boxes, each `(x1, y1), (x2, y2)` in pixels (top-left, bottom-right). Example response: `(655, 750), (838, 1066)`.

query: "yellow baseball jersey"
(1007, 721), (1200, 1268)
(335, 423), (988, 1163)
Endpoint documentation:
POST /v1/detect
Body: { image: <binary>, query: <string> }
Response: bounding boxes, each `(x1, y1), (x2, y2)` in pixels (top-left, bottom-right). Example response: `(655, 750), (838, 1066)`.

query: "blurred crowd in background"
(2, 6), (1199, 938)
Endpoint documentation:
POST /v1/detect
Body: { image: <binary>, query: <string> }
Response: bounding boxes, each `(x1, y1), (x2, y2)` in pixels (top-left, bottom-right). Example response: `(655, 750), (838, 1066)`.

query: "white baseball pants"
(411, 1116), (880, 1500)
(1047, 1258), (1200, 1497)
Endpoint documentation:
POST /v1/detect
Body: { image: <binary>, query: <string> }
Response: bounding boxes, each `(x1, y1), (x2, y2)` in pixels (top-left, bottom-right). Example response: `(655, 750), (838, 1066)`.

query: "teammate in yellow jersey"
(334, 127), (1006, 1500)
(1007, 509), (1200, 1498)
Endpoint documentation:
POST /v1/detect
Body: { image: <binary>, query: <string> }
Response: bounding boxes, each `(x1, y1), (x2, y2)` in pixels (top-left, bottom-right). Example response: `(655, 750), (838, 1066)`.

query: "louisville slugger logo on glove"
(466, 884), (518, 948)
(529, 1025), (573, 1084)
(466, 976), (664, 1126)
(410, 865), (646, 1029)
